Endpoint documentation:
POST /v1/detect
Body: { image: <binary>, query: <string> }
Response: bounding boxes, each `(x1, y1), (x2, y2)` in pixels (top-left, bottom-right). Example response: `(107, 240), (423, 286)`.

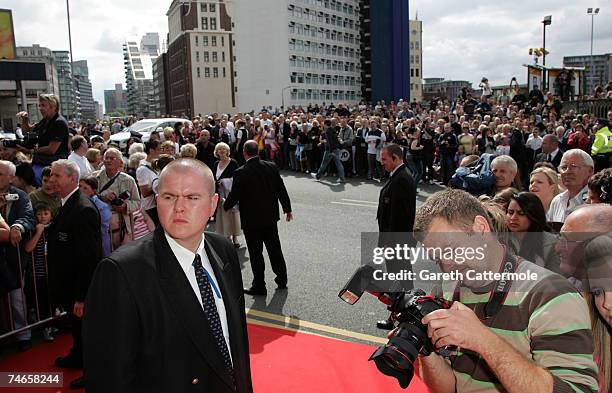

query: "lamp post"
(281, 86), (294, 112)
(542, 15), (552, 91)
(587, 8), (600, 95)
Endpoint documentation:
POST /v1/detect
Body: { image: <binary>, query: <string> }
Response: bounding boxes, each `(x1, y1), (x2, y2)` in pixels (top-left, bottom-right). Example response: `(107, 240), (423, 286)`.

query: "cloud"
(6, 0), (611, 112)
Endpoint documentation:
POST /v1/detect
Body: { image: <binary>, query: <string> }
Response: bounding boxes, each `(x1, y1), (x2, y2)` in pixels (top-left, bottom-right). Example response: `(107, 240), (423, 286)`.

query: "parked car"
(110, 118), (191, 151)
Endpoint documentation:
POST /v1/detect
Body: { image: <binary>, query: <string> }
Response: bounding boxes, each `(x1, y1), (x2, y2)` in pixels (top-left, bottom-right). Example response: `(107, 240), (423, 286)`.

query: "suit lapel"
(155, 229), (235, 389)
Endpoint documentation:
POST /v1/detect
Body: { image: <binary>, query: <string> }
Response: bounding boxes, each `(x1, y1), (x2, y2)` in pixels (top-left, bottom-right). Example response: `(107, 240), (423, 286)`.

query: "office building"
(123, 34), (159, 117)
(104, 83), (128, 114)
(563, 53), (612, 97)
(409, 19), (422, 102)
(72, 60), (96, 121)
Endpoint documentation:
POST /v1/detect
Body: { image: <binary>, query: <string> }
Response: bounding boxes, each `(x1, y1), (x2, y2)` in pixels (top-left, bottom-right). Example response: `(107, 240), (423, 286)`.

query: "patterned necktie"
(192, 254), (233, 373)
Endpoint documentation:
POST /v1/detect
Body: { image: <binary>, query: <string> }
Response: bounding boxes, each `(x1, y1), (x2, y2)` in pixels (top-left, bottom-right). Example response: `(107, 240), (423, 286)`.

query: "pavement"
(209, 170), (445, 345)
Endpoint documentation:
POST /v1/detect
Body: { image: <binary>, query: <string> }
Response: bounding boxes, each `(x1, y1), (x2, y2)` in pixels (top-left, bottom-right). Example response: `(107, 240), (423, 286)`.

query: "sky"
(6, 0), (612, 111)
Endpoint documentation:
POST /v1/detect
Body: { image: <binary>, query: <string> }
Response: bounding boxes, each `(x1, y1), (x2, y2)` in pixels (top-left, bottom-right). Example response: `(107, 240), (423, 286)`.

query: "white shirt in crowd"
(68, 151), (93, 178)
(526, 134), (543, 151)
(365, 130), (386, 155)
(166, 232), (232, 361)
(546, 185), (589, 223)
(135, 160), (158, 211)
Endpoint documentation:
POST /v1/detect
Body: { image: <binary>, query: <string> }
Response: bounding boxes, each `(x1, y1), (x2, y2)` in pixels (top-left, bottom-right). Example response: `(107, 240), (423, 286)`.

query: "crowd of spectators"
(0, 83), (610, 391)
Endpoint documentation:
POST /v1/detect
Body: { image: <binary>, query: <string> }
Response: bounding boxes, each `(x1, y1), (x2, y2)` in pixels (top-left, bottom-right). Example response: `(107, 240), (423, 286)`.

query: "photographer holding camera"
(15, 94), (69, 186)
(93, 148), (140, 249)
(412, 189), (597, 393)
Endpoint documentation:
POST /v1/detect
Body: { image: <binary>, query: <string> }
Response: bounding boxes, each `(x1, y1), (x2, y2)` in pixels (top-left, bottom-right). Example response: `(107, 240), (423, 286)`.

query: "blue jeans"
(316, 149), (345, 180)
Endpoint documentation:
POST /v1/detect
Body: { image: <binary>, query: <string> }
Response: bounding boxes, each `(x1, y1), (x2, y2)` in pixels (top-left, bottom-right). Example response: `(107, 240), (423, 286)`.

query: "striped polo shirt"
(439, 260), (598, 393)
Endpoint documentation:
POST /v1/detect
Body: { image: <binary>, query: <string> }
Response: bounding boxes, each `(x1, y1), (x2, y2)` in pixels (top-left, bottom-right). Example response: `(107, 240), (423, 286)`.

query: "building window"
(203, 36), (209, 46)
(204, 51), (209, 62)
(410, 68), (414, 77)
(195, 36), (199, 46)
(416, 69), (419, 77)
(202, 17), (208, 30)
(415, 42), (419, 49)
(212, 36), (217, 46)
(221, 36), (224, 47)
(223, 67), (226, 78)
(416, 55), (420, 63)
(197, 67), (201, 78)
(210, 3), (216, 12)
(212, 52), (217, 62)
(222, 52), (225, 62)
(410, 55), (414, 64)
(213, 67), (218, 78)
(196, 52), (200, 62)
(210, 18), (217, 30)
(205, 67), (210, 77)
(410, 42), (414, 50)
(201, 3), (207, 12)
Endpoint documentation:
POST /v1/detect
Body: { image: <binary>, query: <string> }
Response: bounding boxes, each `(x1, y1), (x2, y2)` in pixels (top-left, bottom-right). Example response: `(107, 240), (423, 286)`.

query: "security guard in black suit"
(376, 143), (417, 329)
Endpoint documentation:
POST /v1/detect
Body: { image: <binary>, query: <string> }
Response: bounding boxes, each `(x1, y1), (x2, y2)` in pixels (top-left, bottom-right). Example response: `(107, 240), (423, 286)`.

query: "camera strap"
(452, 246), (519, 320)
(99, 173), (121, 194)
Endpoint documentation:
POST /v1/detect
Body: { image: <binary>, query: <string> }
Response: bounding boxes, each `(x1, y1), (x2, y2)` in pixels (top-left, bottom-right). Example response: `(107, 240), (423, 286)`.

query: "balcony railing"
(562, 98), (612, 118)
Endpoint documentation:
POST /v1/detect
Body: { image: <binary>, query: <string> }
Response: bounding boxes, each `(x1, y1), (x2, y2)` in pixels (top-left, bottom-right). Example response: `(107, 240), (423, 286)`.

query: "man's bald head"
(243, 140), (258, 158)
(158, 158), (215, 197)
(563, 204), (612, 233)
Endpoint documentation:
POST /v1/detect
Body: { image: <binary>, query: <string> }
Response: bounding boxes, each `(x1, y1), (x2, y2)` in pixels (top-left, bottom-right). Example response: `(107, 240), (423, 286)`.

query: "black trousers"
(61, 302), (83, 364)
(243, 224), (288, 289)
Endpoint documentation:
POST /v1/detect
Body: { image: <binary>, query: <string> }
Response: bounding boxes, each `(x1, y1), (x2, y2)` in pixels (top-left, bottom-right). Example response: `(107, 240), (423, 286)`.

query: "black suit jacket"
(535, 150), (563, 169)
(224, 158), (291, 230)
(47, 189), (101, 305)
(0, 186), (35, 293)
(376, 164), (416, 233)
(83, 228), (253, 393)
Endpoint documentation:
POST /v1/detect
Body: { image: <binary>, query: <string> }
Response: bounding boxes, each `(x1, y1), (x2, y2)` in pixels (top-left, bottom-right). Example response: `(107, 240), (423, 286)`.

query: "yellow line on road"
(246, 308), (387, 345)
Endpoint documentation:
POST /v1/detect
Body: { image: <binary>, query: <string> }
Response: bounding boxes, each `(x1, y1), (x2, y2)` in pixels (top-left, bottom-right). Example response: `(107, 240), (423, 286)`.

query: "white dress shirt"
(68, 151), (93, 178)
(546, 185), (589, 223)
(165, 232), (232, 361)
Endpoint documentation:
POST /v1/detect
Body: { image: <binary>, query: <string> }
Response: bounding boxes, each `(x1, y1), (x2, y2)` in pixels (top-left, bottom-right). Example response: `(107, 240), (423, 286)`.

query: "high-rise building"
(563, 53), (612, 97)
(360, 0), (410, 104)
(152, 53), (168, 117)
(104, 83), (128, 114)
(164, 0), (235, 117)
(409, 19), (423, 102)
(52, 51), (76, 120)
(123, 34), (159, 117)
(72, 60), (96, 121)
(94, 100), (104, 119)
(15, 44), (60, 122)
(232, 0), (363, 111)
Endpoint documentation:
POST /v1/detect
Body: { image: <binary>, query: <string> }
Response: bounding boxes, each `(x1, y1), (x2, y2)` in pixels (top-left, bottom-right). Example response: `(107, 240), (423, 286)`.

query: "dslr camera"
(339, 265), (453, 389)
(110, 190), (131, 206)
(1, 133), (39, 149)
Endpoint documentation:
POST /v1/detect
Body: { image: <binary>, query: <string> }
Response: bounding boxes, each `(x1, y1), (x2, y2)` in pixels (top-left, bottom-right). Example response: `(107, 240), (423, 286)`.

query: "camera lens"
(369, 323), (427, 388)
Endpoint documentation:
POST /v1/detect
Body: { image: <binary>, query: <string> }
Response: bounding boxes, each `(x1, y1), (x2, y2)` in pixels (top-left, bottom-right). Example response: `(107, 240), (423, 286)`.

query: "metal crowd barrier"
(0, 241), (67, 342)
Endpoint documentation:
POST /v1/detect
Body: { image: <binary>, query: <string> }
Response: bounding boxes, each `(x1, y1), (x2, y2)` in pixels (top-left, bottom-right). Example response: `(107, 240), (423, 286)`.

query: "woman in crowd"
(476, 125), (496, 155)
(296, 123), (310, 173)
(458, 122), (475, 155)
(86, 148), (102, 171)
(567, 123), (591, 153)
(14, 162), (37, 194)
(506, 192), (560, 273)
(407, 129), (424, 186)
(212, 143), (241, 248)
(179, 143), (197, 159)
(529, 167), (560, 213)
(288, 121), (299, 171)
(587, 168), (612, 204)
(79, 176), (112, 258)
(127, 152), (146, 181)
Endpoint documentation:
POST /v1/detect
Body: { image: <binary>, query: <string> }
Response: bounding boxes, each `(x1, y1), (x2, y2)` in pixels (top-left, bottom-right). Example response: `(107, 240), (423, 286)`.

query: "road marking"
(246, 308), (387, 345)
(331, 201), (378, 208)
(341, 199), (378, 205)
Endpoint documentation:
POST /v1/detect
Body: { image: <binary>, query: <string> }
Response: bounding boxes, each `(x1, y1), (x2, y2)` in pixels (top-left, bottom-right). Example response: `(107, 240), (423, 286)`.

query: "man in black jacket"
(312, 119), (346, 183)
(0, 160), (36, 351)
(84, 159), (253, 393)
(375, 144), (417, 329)
(47, 159), (102, 389)
(224, 141), (293, 296)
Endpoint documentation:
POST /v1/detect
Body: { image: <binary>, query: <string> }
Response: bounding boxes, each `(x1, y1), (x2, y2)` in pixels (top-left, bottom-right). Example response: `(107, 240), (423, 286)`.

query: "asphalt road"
(210, 170), (445, 345)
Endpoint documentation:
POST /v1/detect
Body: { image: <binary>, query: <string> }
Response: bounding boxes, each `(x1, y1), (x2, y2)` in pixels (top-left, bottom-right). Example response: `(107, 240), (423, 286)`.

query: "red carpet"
(0, 324), (429, 392)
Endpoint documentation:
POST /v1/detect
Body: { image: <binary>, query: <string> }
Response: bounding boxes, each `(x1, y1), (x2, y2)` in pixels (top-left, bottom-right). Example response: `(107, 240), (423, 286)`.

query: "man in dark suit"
(535, 134), (563, 170)
(375, 143), (417, 330)
(224, 140), (293, 296)
(0, 160), (36, 351)
(47, 159), (102, 389)
(83, 158), (253, 393)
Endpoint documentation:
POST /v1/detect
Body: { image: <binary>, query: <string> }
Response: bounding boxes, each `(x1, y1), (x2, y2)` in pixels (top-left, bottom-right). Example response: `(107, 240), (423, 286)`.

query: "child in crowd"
(454, 145), (466, 168)
(495, 136), (511, 156)
(24, 202), (54, 342)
